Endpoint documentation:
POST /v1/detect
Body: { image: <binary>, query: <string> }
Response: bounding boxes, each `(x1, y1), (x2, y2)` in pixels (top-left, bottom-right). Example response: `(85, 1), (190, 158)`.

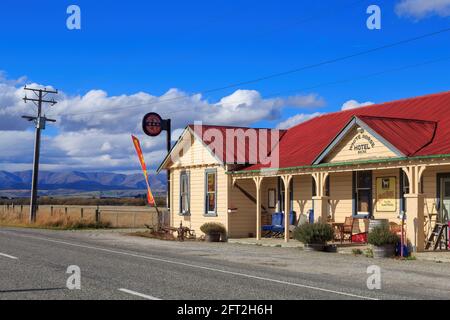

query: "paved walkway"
(228, 237), (450, 262)
(228, 237), (368, 251)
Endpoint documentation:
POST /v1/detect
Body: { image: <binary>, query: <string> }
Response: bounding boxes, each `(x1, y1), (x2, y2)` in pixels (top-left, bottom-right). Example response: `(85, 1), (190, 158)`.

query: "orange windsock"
(131, 135), (155, 206)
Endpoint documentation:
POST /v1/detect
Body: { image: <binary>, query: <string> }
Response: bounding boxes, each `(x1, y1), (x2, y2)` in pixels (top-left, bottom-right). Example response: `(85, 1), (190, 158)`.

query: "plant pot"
(371, 244), (396, 258)
(303, 243), (325, 252)
(205, 232), (221, 242)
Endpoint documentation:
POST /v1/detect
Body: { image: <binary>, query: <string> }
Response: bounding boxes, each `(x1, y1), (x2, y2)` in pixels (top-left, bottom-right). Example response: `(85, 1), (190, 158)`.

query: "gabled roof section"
(157, 124), (286, 172)
(240, 90), (449, 172)
(187, 124), (286, 165)
(313, 116), (399, 164)
(313, 115), (437, 164)
(357, 115), (437, 156)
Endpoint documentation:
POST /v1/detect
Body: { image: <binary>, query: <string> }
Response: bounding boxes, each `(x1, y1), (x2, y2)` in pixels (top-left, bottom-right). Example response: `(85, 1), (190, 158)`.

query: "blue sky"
(0, 0), (449, 173)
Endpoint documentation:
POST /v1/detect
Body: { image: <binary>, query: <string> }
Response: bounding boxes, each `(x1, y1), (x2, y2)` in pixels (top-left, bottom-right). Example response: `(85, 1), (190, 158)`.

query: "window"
(400, 170), (409, 213)
(205, 170), (217, 215)
(278, 178), (293, 213)
(325, 176), (330, 197)
(268, 189), (276, 209)
(180, 171), (190, 215)
(353, 171), (372, 217)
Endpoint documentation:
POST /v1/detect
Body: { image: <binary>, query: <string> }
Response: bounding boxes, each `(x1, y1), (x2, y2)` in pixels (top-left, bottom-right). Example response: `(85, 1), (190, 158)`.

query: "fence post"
(116, 211), (119, 227)
(95, 206), (100, 223)
(65, 207), (68, 216)
(50, 206), (53, 217)
(80, 208), (84, 219)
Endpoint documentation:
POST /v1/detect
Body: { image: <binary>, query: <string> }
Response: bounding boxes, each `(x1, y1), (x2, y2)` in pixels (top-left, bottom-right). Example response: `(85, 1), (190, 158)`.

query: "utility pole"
(22, 86), (58, 223)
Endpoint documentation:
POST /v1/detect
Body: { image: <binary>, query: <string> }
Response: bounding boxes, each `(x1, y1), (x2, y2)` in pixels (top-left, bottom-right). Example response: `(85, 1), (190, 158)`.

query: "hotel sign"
(349, 133), (376, 154)
(376, 177), (396, 212)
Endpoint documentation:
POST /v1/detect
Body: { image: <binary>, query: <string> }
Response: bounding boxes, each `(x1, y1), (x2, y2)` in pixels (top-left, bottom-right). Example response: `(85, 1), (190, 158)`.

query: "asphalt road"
(0, 227), (449, 300)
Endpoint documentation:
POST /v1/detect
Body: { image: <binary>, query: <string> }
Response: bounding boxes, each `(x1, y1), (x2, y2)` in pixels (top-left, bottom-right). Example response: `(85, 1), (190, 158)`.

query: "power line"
(160, 55), (450, 116)
(22, 86), (58, 223)
(46, 55), (450, 129)
(200, 27), (450, 94)
(61, 26), (450, 118)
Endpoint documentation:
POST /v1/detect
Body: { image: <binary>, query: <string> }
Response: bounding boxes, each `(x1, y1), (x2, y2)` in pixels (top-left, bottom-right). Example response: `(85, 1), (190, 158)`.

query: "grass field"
(0, 204), (163, 229)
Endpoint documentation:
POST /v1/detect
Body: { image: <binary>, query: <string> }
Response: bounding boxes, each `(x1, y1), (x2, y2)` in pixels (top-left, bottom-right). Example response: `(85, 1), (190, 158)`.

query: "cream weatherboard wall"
(324, 127), (398, 163)
(170, 165), (229, 235)
(328, 172), (353, 222)
(168, 130), (229, 235)
(422, 165), (450, 218)
(372, 169), (401, 222)
(227, 179), (256, 238)
(292, 175), (313, 218)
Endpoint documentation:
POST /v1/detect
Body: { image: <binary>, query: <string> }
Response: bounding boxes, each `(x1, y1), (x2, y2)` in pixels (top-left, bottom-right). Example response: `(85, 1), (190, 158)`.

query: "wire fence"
(0, 203), (169, 228)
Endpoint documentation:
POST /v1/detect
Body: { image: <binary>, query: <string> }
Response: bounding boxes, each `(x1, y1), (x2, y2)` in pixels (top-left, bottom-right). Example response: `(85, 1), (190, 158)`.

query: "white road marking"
(118, 288), (161, 300)
(1, 231), (378, 300)
(0, 252), (18, 260)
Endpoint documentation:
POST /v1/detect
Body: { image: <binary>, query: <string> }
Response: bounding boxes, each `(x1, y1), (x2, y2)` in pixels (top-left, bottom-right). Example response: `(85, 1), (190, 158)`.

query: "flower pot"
(324, 244), (337, 253)
(303, 243), (325, 252)
(371, 244), (396, 258)
(205, 232), (221, 242)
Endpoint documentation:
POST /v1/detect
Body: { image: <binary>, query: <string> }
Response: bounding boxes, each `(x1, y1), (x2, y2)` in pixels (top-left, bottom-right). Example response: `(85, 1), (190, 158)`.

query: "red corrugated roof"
(187, 124), (286, 164)
(243, 90), (450, 171)
(357, 116), (437, 156)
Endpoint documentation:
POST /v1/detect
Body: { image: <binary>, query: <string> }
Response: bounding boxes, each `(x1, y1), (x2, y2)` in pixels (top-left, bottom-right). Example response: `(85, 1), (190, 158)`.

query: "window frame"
(204, 169), (218, 217)
(268, 188), (276, 209)
(352, 170), (373, 218)
(400, 169), (409, 213)
(278, 177), (293, 213)
(179, 171), (190, 216)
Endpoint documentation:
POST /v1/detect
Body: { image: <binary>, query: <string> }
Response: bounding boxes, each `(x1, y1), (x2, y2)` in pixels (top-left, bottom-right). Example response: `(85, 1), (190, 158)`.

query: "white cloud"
(395, 0), (450, 19)
(279, 94), (326, 109)
(341, 100), (374, 111)
(0, 73), (325, 173)
(276, 112), (322, 129)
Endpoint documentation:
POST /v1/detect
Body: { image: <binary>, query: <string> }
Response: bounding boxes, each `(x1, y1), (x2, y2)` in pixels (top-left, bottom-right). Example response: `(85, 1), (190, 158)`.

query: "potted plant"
(367, 226), (400, 258)
(200, 222), (226, 242)
(293, 223), (334, 252)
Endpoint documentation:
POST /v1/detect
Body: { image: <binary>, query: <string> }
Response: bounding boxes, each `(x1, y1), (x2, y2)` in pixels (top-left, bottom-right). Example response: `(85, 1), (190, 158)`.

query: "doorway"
(439, 177), (450, 223)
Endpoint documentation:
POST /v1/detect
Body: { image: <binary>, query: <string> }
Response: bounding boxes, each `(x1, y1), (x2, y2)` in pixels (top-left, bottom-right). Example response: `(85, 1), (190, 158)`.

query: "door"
(440, 178), (450, 223)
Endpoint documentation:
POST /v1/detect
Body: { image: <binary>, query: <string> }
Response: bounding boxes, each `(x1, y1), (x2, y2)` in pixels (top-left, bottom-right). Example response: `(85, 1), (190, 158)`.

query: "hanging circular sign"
(142, 112), (163, 137)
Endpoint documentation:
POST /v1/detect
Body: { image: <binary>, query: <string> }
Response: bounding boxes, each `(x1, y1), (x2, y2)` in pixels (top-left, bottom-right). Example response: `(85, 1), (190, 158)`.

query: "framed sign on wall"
(376, 176), (397, 212)
(268, 188), (276, 209)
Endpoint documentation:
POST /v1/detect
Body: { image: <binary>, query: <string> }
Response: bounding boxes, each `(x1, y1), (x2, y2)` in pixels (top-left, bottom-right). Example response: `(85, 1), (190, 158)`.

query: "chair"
(272, 211), (297, 236)
(289, 212), (308, 232)
(262, 212), (283, 237)
(307, 209), (314, 224)
(342, 217), (355, 243)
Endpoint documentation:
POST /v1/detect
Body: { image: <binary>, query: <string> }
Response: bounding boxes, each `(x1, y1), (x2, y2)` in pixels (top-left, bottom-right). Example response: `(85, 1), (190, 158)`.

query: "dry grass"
(0, 205), (161, 229)
(0, 212), (111, 230)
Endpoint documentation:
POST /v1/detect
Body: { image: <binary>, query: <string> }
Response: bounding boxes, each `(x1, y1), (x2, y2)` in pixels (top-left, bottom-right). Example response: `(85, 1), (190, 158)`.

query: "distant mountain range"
(0, 170), (166, 197)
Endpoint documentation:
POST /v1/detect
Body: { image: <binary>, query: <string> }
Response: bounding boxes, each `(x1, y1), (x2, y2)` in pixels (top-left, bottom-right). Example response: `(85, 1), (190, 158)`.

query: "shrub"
(368, 226), (400, 246)
(293, 223), (334, 244)
(364, 248), (374, 258)
(200, 222), (226, 235)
